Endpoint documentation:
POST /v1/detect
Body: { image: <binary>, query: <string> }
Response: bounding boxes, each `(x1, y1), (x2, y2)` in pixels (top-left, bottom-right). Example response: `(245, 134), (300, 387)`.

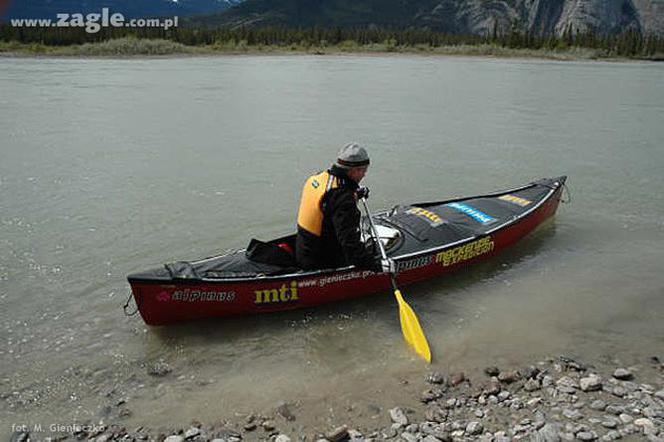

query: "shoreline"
(9, 354), (664, 442)
(1, 39), (663, 62)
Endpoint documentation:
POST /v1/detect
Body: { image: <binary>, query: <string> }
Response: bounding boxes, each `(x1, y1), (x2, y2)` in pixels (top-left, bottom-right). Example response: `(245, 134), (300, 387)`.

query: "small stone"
(590, 400), (607, 411)
(424, 407), (446, 423)
(523, 365), (541, 379)
(426, 372), (446, 384)
(184, 427), (200, 439)
(422, 436), (442, 442)
(484, 380), (501, 396)
(613, 369), (633, 381)
(497, 370), (520, 384)
(606, 405), (625, 415)
(525, 378), (541, 392)
(95, 435), (109, 442)
(389, 407), (408, 426)
(576, 431), (598, 441)
(276, 403), (296, 421)
(405, 424), (418, 433)
(602, 430), (621, 441)
(612, 387), (627, 398)
(148, 361), (172, 377)
(450, 372), (465, 386)
(466, 421), (483, 435)
(484, 366), (500, 376)
(474, 409), (484, 418)
(542, 375), (555, 387)
(536, 423), (562, 442)
(401, 433), (418, 442)
(619, 414), (633, 424)
(164, 436), (184, 442)
(557, 376), (579, 392)
(562, 408), (583, 420)
(601, 419), (618, 429)
(243, 423), (256, 431)
(421, 388), (444, 403)
(579, 374), (602, 392)
(497, 391), (511, 402)
(634, 418), (655, 430)
(275, 435), (291, 442)
(262, 421), (276, 431)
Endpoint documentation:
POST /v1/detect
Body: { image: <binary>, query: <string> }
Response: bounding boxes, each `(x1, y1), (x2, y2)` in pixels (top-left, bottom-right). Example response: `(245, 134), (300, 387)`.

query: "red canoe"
(127, 176), (566, 325)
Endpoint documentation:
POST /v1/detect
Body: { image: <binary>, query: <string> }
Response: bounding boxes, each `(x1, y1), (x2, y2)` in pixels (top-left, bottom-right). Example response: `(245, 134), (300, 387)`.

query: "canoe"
(127, 176), (566, 325)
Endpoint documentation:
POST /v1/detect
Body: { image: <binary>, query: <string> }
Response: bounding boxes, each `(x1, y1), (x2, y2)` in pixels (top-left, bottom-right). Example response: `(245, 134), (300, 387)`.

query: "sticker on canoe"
(166, 289), (236, 302)
(255, 281), (299, 304)
(435, 236), (495, 267)
(498, 194), (532, 207)
(446, 202), (496, 224)
(405, 207), (445, 227)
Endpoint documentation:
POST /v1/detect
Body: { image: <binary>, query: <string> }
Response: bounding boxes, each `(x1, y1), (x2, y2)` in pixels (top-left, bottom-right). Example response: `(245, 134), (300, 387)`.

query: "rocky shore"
(11, 356), (664, 442)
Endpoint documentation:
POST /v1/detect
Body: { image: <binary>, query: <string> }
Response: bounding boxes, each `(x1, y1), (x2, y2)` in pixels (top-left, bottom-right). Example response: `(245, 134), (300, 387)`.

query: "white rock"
(466, 421), (483, 435)
(580, 374), (603, 392)
(274, 435), (291, 442)
(164, 437), (184, 442)
(389, 407), (409, 426)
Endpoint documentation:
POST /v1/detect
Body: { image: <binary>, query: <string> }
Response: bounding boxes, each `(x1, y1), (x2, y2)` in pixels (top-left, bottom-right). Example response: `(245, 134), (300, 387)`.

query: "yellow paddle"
(360, 198), (432, 363)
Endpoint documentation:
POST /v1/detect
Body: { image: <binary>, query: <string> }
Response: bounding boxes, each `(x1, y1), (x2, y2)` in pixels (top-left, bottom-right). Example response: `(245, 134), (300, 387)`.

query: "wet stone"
(576, 431), (598, 441)
(466, 421), (483, 435)
(484, 366), (500, 377)
(536, 423), (562, 442)
(450, 372), (466, 387)
(590, 400), (607, 411)
(426, 372), (446, 385)
(424, 407), (447, 423)
(525, 378), (541, 392)
(562, 409), (583, 420)
(613, 369), (633, 381)
(148, 361), (173, 377)
(497, 370), (520, 384)
(421, 388), (444, 403)
(580, 375), (603, 392)
(389, 407), (408, 426)
(276, 403), (296, 421)
(325, 426), (348, 442)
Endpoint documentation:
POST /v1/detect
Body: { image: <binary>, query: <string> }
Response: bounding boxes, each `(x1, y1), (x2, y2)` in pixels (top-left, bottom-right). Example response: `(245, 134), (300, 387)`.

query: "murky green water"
(1, 55), (663, 437)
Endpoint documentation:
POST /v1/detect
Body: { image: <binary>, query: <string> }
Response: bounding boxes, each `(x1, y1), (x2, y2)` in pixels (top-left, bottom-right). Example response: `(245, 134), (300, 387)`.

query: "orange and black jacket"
(296, 165), (379, 271)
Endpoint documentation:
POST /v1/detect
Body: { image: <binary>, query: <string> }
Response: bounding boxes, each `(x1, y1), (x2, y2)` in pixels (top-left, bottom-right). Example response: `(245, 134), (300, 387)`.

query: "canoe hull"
(128, 178), (565, 325)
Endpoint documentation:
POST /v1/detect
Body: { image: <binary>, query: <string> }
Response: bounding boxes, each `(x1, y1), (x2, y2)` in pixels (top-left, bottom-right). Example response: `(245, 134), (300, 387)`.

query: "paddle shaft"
(359, 198), (398, 290)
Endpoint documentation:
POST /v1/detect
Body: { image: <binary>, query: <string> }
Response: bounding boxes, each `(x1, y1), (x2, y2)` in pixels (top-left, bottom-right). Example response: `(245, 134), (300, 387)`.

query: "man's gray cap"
(336, 142), (370, 169)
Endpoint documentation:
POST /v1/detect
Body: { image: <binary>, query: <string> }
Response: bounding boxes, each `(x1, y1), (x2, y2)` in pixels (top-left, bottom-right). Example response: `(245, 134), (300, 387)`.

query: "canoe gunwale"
(127, 177), (565, 286)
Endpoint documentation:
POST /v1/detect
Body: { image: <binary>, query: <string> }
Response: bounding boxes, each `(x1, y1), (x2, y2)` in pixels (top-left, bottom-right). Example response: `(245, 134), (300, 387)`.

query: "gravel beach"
(11, 355), (663, 442)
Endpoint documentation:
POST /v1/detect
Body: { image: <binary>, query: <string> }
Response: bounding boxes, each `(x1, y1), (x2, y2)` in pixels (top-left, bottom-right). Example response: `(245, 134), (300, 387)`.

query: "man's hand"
(356, 186), (370, 200)
(381, 258), (396, 274)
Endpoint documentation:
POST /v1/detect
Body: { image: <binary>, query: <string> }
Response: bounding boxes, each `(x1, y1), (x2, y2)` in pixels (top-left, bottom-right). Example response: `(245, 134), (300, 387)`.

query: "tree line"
(1, 24), (663, 57)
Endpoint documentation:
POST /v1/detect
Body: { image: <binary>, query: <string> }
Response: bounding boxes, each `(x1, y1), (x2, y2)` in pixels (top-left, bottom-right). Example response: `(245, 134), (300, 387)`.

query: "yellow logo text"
(498, 194), (532, 207)
(254, 281), (299, 304)
(406, 207), (445, 227)
(435, 237), (494, 267)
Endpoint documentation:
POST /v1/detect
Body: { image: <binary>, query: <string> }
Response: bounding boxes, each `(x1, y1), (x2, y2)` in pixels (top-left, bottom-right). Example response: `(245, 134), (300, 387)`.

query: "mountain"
(187, 0), (664, 36)
(1, 0), (243, 20)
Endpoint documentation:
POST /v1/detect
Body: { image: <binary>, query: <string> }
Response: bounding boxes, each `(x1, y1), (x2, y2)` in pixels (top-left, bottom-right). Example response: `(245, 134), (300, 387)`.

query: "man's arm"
(330, 191), (380, 271)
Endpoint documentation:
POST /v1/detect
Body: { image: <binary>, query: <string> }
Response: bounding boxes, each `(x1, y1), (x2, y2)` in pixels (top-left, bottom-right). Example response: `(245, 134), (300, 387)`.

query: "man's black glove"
(356, 186), (370, 200)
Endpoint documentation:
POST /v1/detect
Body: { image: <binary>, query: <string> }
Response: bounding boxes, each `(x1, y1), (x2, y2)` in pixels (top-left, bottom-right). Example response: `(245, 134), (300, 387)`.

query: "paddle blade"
(394, 289), (432, 363)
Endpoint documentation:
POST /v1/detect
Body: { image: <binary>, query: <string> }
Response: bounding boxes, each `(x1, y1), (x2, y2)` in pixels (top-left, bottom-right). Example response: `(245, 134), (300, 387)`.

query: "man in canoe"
(295, 142), (395, 273)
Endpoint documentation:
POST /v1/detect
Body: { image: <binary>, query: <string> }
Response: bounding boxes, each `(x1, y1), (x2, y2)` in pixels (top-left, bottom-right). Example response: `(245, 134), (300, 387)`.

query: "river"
(1, 54), (663, 437)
